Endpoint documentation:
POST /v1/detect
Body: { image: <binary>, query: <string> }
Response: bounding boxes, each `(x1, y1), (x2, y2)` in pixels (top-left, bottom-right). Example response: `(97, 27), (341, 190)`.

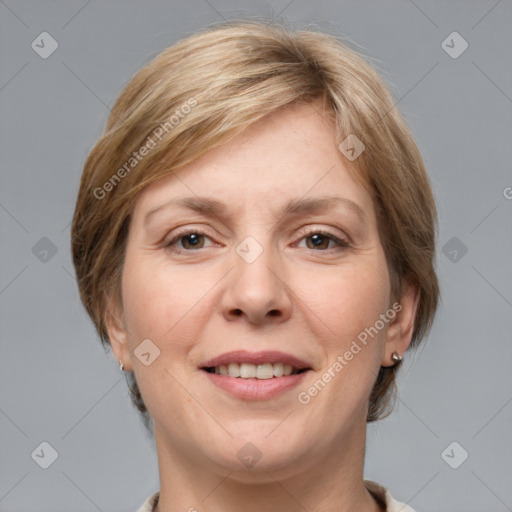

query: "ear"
(381, 276), (420, 367)
(104, 293), (133, 372)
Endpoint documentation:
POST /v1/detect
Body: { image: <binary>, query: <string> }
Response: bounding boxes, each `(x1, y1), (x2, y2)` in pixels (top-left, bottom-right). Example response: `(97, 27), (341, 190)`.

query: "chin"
(198, 430), (313, 478)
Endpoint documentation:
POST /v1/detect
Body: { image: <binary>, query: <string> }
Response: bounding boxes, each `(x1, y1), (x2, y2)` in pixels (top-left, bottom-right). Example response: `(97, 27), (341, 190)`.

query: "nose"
(221, 241), (293, 326)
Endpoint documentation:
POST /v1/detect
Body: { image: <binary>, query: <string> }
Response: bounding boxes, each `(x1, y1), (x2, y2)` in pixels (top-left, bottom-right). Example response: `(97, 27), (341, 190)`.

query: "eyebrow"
(144, 195), (367, 227)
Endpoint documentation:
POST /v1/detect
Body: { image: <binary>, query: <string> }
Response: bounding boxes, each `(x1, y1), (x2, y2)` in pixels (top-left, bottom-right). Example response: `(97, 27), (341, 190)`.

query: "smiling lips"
(200, 350), (312, 400)
(201, 349), (311, 376)
(207, 362), (299, 379)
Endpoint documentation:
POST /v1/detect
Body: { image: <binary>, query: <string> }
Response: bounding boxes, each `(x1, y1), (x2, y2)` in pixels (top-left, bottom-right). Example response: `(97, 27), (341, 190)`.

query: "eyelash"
(164, 227), (350, 255)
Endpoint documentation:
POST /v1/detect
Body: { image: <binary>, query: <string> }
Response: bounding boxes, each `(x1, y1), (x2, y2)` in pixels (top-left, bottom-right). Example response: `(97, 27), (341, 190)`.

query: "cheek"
(119, 255), (212, 418)
(120, 253), (216, 349)
(299, 258), (390, 343)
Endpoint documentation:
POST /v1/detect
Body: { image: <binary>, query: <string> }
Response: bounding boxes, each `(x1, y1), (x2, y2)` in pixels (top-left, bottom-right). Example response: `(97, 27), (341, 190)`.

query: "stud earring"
(391, 352), (403, 365)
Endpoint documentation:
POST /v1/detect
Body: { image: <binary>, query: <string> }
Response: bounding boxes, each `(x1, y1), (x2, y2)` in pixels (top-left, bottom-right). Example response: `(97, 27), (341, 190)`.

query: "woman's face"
(108, 100), (411, 477)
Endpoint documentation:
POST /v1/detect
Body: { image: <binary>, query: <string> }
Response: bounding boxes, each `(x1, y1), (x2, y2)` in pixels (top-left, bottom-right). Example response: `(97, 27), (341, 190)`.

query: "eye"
(164, 229), (215, 254)
(164, 227), (350, 255)
(296, 229), (350, 251)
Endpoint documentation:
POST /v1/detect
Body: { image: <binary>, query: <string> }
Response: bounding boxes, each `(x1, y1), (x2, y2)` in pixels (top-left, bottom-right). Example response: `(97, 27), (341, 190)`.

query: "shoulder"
(136, 491), (159, 512)
(364, 480), (416, 512)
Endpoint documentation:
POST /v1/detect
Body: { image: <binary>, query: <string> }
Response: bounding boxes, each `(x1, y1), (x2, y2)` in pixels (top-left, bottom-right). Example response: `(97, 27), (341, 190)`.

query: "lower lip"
(202, 370), (310, 400)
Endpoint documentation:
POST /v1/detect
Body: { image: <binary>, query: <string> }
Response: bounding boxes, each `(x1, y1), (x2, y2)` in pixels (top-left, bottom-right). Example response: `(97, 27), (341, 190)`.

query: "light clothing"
(136, 480), (415, 511)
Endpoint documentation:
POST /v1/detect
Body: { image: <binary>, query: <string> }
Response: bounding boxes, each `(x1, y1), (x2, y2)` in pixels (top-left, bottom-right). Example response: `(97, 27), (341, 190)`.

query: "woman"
(71, 20), (439, 512)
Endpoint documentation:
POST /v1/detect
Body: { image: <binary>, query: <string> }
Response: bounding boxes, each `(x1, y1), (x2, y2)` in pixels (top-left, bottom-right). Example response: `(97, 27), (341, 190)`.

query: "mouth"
(200, 350), (312, 378)
(202, 362), (310, 379)
(199, 350), (312, 400)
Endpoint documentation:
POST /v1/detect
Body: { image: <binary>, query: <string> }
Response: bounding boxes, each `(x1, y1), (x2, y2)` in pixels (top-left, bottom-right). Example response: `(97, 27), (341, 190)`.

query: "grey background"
(1, 1), (511, 511)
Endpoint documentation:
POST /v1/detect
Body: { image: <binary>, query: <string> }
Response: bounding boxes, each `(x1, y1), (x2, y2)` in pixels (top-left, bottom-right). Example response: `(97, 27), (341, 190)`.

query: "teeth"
(212, 362), (300, 379)
(273, 362), (284, 377)
(240, 363), (256, 378)
(227, 363), (240, 377)
(256, 363), (274, 379)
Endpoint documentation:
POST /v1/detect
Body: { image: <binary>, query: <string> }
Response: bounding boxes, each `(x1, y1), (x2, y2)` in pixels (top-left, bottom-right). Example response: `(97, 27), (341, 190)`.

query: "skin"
(106, 99), (419, 512)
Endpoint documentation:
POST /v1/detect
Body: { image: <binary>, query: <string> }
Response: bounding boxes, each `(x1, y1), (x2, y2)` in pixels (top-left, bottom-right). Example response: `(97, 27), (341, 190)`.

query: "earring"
(391, 352), (403, 365)
(119, 359), (124, 371)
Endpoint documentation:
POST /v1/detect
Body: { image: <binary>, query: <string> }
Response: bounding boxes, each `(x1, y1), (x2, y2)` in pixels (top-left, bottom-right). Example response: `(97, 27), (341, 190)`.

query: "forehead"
(132, 100), (374, 224)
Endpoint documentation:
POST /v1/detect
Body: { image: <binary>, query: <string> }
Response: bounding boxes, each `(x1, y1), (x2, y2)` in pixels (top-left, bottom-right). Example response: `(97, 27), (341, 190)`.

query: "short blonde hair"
(71, 20), (439, 428)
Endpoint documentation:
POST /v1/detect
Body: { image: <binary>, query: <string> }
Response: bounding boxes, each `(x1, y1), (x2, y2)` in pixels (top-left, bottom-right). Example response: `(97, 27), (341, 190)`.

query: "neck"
(152, 420), (383, 512)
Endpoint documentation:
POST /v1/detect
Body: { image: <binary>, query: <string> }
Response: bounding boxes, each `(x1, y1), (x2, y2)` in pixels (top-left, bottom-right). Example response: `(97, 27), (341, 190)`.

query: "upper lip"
(200, 350), (312, 370)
